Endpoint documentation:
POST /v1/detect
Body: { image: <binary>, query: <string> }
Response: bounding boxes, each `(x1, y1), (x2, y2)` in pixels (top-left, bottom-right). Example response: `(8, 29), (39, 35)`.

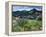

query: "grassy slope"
(12, 18), (42, 32)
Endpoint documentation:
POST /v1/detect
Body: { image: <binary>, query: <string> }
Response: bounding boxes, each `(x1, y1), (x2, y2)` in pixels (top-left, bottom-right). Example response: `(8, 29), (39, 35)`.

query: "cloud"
(13, 6), (42, 11)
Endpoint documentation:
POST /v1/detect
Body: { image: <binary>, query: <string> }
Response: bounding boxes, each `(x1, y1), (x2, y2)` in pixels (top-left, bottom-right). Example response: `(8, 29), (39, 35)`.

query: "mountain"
(31, 8), (38, 12)
(12, 8), (42, 19)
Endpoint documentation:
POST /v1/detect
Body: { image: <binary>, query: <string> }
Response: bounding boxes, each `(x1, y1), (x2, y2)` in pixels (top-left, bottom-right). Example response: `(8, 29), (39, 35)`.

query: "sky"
(12, 5), (42, 11)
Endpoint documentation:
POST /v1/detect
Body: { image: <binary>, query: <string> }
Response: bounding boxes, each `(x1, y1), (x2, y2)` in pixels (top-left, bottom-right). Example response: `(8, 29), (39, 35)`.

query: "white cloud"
(13, 6), (42, 11)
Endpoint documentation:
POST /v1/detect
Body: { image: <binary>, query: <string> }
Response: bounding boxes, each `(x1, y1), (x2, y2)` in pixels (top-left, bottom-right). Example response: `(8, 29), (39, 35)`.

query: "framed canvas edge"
(5, 1), (45, 36)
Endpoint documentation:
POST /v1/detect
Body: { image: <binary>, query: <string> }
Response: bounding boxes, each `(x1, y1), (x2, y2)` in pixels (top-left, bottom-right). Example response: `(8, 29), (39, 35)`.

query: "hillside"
(12, 8), (42, 19)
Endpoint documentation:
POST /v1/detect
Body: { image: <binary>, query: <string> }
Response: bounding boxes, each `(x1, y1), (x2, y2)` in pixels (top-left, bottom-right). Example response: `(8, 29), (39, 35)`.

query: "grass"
(12, 18), (42, 32)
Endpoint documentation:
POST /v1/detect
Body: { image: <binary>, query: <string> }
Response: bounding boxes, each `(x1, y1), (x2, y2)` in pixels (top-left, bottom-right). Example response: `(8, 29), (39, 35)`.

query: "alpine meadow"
(12, 5), (42, 32)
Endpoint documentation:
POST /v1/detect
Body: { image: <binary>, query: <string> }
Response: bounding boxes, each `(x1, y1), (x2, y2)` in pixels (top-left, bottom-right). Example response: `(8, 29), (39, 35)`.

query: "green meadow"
(12, 18), (42, 32)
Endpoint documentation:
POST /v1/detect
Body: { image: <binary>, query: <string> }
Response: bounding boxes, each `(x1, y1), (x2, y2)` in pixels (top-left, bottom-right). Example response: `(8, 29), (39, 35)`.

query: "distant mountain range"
(12, 8), (42, 17)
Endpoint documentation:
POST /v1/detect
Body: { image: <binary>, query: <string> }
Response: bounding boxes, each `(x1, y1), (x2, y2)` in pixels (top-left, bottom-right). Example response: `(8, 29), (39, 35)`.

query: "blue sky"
(12, 5), (42, 11)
